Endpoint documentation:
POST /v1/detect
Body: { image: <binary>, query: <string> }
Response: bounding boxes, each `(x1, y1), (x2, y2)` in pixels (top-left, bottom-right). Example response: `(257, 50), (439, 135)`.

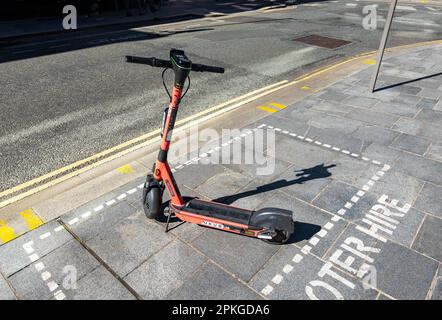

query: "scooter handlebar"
(126, 55), (224, 74)
(191, 63), (225, 74)
(125, 55), (172, 68)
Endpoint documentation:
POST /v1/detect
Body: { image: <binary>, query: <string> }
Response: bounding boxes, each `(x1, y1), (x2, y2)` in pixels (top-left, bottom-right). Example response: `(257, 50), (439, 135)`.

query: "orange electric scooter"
(126, 49), (294, 244)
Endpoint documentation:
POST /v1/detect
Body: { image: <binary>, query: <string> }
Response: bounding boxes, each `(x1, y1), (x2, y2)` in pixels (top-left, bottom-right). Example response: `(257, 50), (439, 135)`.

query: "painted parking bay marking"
(306, 194), (411, 300)
(256, 103), (287, 113)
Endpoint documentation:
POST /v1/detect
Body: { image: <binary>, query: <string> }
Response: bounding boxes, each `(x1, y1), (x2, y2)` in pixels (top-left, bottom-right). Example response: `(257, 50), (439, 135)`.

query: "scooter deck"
(184, 198), (253, 225)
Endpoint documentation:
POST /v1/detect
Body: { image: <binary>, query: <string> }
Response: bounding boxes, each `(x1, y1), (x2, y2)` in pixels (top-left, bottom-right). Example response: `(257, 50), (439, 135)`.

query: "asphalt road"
(1, 0), (442, 191)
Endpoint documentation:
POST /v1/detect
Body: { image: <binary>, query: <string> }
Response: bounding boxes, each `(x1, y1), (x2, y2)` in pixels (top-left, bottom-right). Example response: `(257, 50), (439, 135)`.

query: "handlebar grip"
(126, 56), (172, 68)
(191, 63), (225, 74)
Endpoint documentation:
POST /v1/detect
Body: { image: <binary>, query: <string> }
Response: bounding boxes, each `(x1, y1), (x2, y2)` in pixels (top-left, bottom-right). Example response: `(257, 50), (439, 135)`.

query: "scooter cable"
(161, 67), (191, 102)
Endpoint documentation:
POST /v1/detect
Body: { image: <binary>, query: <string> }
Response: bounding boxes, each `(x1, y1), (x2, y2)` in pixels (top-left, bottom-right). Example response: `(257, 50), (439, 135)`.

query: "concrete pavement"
(0, 41), (441, 300)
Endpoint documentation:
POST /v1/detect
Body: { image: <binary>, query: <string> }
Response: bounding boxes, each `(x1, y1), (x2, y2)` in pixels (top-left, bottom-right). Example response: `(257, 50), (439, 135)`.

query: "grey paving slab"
(194, 168), (253, 200)
(426, 142), (442, 162)
(262, 191), (347, 259)
(394, 152), (442, 186)
(175, 163), (227, 190)
(312, 181), (378, 221)
(66, 266), (135, 300)
(221, 147), (292, 184)
(383, 207), (424, 248)
(391, 117), (422, 136)
(416, 109), (442, 127)
(263, 111), (311, 135)
(417, 88), (442, 100)
(370, 101), (420, 118)
(361, 87), (401, 102)
(327, 154), (379, 187)
(390, 133), (431, 155)
(431, 272), (442, 300)
(419, 121), (442, 142)
(61, 200), (137, 242)
(86, 210), (174, 278)
(124, 239), (206, 299)
(362, 143), (402, 166)
(191, 226), (280, 282)
(391, 93), (422, 106)
(306, 126), (366, 154)
(370, 169), (424, 205)
(307, 113), (364, 135)
(352, 124), (399, 147)
(0, 221), (72, 277)
(311, 100), (353, 116)
(168, 261), (261, 300)
(412, 215), (442, 262)
(209, 178), (276, 211)
(416, 98), (438, 110)
(344, 109), (400, 128)
(413, 182), (442, 218)
(8, 239), (99, 300)
(373, 240), (439, 300)
(269, 135), (339, 168)
(318, 89), (351, 103)
(249, 245), (378, 300)
(0, 274), (15, 300)
(274, 163), (332, 203)
(342, 96), (380, 109)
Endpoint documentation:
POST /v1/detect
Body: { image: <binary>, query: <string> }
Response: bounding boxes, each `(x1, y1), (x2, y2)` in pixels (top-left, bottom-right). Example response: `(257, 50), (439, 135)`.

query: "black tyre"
(143, 185), (162, 219)
(262, 229), (291, 245)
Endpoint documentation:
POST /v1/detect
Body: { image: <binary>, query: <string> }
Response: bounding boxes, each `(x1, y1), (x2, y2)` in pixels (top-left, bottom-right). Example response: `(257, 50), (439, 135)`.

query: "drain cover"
(294, 35), (351, 49)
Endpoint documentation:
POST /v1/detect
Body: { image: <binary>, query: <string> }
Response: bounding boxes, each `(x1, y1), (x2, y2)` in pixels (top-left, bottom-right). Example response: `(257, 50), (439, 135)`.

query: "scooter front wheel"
(142, 175), (163, 219)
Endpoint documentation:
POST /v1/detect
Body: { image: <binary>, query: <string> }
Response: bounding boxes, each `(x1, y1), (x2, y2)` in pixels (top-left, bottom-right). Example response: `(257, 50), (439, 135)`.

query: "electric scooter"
(126, 49), (295, 244)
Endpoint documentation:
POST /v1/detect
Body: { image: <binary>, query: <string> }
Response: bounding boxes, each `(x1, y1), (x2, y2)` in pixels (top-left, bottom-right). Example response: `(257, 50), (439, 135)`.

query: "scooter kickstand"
(165, 211), (175, 233)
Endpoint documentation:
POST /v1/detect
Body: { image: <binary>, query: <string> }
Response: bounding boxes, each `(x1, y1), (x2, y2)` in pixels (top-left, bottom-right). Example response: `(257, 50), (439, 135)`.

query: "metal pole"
(369, 0), (398, 92)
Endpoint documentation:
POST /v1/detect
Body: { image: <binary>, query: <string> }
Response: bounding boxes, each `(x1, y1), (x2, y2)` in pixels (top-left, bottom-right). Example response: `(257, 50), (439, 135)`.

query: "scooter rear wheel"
(262, 229), (291, 245)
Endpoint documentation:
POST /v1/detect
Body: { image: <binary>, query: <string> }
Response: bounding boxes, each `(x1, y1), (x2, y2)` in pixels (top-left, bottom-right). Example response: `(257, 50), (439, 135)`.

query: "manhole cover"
(294, 35), (352, 49)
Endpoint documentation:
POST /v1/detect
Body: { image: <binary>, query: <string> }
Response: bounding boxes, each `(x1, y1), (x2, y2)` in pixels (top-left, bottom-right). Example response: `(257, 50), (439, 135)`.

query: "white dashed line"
(292, 254), (303, 263)
(283, 264), (293, 273)
(309, 237), (320, 246)
(324, 222), (334, 230)
(272, 274), (283, 285)
(68, 217), (79, 225)
(261, 285), (274, 296)
(39, 232), (51, 240)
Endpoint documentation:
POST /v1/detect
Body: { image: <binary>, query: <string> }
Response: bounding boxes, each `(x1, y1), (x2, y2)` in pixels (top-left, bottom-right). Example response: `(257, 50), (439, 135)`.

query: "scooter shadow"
(212, 163), (336, 244)
(156, 163), (336, 244)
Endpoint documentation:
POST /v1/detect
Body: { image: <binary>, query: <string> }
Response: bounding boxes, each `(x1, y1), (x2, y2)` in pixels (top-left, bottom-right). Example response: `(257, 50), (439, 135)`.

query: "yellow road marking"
(300, 86), (311, 91)
(117, 164), (133, 174)
(363, 59), (376, 65)
(0, 220), (16, 243)
(20, 208), (43, 230)
(257, 106), (278, 113)
(271, 102), (287, 109)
